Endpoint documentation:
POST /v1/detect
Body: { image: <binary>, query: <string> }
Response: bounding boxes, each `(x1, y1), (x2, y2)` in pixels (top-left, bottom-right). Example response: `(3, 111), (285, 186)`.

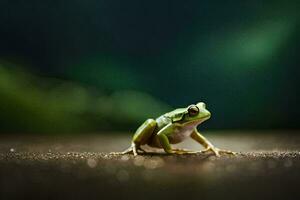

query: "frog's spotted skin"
(121, 102), (235, 156)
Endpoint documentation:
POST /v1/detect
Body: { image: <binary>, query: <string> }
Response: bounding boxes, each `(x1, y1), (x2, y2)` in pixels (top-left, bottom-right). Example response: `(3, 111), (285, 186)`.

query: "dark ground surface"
(1, 131), (300, 200)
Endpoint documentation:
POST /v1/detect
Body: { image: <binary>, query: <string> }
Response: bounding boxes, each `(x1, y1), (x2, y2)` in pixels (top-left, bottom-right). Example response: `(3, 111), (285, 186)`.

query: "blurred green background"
(0, 0), (299, 133)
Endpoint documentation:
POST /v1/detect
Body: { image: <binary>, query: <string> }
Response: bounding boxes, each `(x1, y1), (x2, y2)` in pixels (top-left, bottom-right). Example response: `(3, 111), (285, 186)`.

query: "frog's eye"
(188, 105), (199, 116)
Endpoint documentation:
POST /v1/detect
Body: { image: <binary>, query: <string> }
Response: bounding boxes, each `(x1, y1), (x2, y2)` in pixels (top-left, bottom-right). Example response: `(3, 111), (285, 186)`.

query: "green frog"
(121, 102), (235, 156)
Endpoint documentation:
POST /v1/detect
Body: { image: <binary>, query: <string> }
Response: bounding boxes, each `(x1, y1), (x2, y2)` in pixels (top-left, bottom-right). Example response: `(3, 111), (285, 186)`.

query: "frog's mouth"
(204, 112), (211, 120)
(182, 115), (210, 126)
(193, 111), (211, 122)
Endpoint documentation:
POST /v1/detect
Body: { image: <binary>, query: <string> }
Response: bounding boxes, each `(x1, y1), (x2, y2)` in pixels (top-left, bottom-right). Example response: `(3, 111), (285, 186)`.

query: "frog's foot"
(201, 146), (236, 157)
(110, 146), (136, 156)
(117, 143), (148, 156)
(121, 145), (137, 156)
(170, 148), (197, 155)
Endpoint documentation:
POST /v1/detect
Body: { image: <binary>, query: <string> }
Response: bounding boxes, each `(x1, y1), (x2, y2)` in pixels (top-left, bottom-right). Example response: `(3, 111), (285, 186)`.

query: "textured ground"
(0, 131), (300, 200)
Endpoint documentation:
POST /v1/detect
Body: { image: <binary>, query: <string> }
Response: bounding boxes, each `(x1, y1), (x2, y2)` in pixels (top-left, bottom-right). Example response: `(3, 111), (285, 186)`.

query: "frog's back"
(155, 115), (172, 132)
(154, 108), (185, 131)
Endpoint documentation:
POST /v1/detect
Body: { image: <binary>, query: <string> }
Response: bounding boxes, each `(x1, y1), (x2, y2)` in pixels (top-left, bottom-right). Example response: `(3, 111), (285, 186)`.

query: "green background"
(0, 0), (299, 133)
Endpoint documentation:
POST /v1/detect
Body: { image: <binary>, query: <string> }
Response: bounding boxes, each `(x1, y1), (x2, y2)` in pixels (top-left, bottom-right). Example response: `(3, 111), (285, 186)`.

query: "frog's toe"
(121, 147), (133, 154)
(218, 149), (237, 155)
(133, 149), (138, 156)
(171, 150), (185, 155)
(199, 146), (219, 156)
(110, 152), (123, 155)
(119, 143), (140, 156)
(201, 147), (236, 157)
(171, 148), (197, 154)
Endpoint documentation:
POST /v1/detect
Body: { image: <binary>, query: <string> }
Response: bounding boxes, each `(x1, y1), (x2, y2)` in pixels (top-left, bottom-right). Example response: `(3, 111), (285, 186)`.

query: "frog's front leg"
(121, 119), (156, 156)
(190, 129), (236, 157)
(157, 124), (194, 154)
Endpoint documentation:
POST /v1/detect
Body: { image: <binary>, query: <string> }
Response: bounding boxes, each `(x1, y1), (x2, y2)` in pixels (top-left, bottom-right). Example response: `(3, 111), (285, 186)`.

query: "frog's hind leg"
(121, 119), (157, 156)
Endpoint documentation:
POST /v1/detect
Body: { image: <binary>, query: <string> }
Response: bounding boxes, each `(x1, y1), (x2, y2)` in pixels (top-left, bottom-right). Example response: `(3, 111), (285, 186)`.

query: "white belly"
(168, 126), (194, 144)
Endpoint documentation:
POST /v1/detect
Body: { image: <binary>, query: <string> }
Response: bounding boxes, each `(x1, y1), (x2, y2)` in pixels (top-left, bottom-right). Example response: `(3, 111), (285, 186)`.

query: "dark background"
(0, 0), (299, 133)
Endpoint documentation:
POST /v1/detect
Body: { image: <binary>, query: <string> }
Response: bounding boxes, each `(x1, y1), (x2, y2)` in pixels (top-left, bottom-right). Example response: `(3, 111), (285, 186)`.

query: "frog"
(120, 102), (235, 156)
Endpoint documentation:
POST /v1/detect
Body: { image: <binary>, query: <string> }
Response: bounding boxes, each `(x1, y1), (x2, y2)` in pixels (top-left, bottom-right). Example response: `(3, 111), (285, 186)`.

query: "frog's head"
(170, 102), (211, 125)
